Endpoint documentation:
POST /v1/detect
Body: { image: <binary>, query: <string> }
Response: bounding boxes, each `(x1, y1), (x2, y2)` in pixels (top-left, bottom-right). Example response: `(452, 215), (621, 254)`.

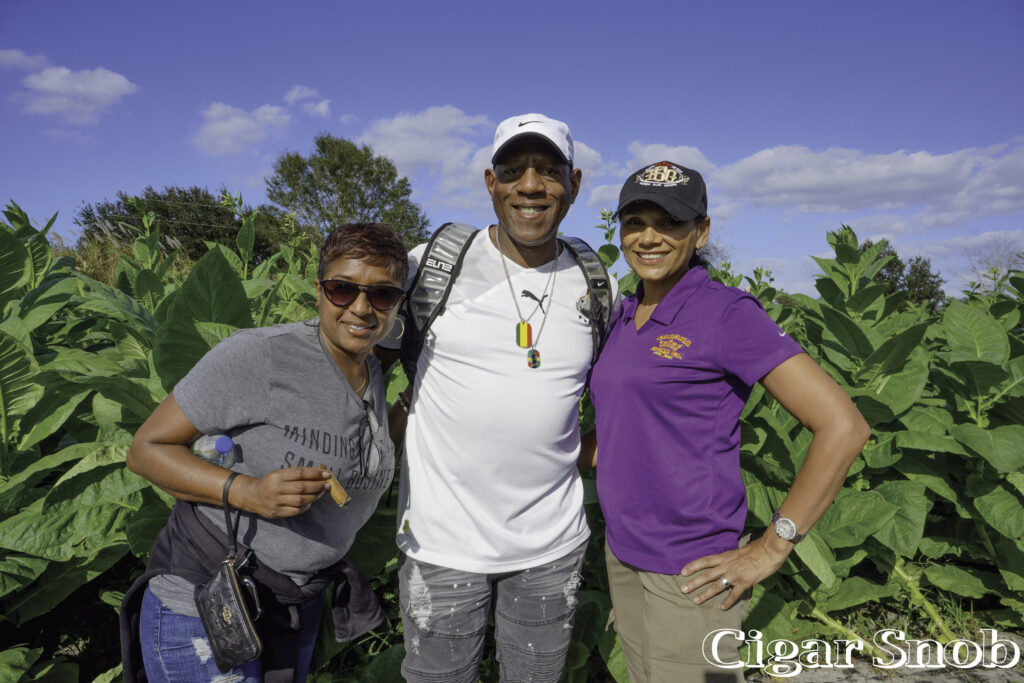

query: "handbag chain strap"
(221, 471), (241, 563)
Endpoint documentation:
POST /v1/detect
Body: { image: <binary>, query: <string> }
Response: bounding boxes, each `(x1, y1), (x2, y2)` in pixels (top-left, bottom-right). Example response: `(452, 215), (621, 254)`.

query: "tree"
(265, 134), (430, 247)
(859, 238), (945, 312)
(957, 233), (1024, 290)
(74, 185), (291, 262)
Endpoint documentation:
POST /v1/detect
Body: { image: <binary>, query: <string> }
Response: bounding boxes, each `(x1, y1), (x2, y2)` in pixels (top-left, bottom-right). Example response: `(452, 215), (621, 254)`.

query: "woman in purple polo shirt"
(585, 161), (870, 682)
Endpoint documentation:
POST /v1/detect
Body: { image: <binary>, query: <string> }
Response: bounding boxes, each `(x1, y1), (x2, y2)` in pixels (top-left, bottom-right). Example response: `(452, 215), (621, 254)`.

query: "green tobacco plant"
(0, 200), (324, 680)
(1, 204), (1021, 681)
(736, 227), (1024, 655)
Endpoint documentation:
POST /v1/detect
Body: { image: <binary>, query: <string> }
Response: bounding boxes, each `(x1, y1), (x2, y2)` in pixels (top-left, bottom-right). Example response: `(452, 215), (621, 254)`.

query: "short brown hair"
(318, 223), (409, 284)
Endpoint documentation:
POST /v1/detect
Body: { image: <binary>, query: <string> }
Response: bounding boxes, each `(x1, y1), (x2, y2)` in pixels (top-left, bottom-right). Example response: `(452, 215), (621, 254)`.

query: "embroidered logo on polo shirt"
(636, 162), (690, 188)
(651, 333), (692, 359)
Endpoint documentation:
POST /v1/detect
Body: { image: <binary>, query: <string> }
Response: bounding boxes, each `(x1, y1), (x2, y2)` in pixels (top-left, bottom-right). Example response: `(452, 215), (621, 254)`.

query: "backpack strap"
(400, 223), (480, 383)
(558, 236), (613, 362)
(399, 227), (612, 383)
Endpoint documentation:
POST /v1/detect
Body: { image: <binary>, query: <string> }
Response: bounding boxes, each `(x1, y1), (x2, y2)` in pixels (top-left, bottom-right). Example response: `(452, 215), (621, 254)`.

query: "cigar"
(320, 465), (350, 507)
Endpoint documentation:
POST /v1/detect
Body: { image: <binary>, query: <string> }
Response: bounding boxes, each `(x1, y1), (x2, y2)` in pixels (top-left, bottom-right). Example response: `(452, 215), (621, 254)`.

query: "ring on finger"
(721, 577), (732, 588)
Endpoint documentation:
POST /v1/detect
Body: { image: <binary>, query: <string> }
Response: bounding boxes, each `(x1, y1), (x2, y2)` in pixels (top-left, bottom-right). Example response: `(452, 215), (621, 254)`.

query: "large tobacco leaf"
(0, 331), (43, 464)
(0, 464), (147, 561)
(3, 543), (128, 625)
(942, 300), (1010, 365)
(951, 423), (1024, 473)
(152, 248), (253, 390)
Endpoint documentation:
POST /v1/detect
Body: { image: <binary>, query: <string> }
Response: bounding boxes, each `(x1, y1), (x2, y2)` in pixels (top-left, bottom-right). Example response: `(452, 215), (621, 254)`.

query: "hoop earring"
(388, 316), (406, 341)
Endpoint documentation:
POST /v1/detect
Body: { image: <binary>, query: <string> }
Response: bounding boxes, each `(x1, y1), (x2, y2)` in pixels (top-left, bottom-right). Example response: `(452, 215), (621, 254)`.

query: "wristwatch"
(771, 511), (805, 544)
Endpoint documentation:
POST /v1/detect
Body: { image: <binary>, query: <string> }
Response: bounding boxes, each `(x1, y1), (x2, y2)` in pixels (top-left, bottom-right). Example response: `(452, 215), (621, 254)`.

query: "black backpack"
(399, 223), (613, 383)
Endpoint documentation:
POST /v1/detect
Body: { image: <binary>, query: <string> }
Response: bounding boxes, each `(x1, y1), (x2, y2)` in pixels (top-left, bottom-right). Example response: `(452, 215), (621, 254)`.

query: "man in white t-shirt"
(382, 114), (617, 682)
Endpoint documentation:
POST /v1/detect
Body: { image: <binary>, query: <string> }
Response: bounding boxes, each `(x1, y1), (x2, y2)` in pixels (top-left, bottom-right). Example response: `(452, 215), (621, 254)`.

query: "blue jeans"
(398, 541), (587, 683)
(139, 586), (320, 682)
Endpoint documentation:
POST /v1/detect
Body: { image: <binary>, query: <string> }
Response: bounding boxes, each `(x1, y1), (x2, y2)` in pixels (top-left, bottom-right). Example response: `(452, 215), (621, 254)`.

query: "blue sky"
(2, 1), (1022, 294)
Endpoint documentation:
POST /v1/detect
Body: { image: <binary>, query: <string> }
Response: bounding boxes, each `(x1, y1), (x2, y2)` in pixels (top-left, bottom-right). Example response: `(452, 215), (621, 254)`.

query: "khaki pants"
(605, 543), (749, 683)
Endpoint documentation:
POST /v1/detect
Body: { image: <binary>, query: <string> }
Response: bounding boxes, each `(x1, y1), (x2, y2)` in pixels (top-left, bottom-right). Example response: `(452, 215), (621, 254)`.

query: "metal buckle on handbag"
(240, 575), (262, 621)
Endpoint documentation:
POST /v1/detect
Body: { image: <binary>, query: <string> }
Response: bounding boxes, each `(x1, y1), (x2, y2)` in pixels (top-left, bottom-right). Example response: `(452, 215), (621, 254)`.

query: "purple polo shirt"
(590, 267), (803, 574)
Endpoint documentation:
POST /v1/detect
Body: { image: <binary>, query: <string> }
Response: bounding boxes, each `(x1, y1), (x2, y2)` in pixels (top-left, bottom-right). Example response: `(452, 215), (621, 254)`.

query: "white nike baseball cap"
(491, 113), (574, 167)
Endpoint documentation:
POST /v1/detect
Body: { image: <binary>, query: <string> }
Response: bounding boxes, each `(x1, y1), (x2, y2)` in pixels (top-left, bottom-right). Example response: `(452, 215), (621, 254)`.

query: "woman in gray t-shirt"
(127, 223), (408, 682)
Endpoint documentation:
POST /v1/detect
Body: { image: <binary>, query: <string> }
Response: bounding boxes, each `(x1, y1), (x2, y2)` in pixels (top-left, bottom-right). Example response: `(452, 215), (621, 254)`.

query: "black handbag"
(194, 472), (264, 673)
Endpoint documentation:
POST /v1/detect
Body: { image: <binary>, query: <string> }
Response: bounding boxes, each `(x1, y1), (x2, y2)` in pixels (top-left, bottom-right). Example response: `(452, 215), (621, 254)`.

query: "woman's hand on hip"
(679, 534), (792, 610)
(232, 467), (331, 518)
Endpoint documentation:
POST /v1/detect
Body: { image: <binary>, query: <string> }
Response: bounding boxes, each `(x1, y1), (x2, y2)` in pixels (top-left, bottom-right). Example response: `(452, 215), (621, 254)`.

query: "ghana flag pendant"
(516, 321), (533, 348)
(496, 225), (556, 371)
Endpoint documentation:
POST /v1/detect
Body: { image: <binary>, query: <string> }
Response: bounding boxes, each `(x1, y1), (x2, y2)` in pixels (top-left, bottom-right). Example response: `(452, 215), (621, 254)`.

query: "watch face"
(775, 517), (798, 540)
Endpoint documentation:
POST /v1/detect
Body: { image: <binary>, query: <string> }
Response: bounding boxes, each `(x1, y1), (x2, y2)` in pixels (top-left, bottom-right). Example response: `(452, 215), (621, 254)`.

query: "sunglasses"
(318, 279), (405, 311)
(359, 400), (383, 477)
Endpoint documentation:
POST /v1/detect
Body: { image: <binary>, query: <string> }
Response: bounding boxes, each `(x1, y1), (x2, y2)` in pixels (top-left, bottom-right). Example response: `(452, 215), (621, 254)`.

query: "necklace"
(352, 368), (369, 395)
(317, 328), (369, 396)
(496, 226), (557, 369)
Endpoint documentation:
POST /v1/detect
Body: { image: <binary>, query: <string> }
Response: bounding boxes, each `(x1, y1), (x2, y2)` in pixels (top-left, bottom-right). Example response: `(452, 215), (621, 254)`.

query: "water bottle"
(191, 434), (235, 467)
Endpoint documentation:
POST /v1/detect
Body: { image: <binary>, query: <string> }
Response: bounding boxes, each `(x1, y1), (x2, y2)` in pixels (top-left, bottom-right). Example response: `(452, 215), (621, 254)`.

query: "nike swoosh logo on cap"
(518, 121), (542, 127)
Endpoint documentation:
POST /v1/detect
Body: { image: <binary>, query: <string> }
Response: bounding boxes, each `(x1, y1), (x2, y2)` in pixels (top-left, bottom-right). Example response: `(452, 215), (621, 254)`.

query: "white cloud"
(17, 66), (137, 124)
(585, 183), (619, 211)
(625, 141), (715, 175)
(840, 212), (913, 237)
(192, 102), (290, 156)
(302, 99), (331, 118)
(709, 201), (739, 223)
(436, 146), (494, 213)
(282, 85), (330, 117)
(283, 85), (318, 104)
(704, 139), (1024, 235)
(911, 228), (1024, 265)
(573, 140), (608, 176)
(359, 105), (491, 172)
(915, 140), (1024, 226)
(0, 48), (48, 70)
(716, 144), (975, 214)
(358, 105), (493, 212)
(338, 113), (358, 125)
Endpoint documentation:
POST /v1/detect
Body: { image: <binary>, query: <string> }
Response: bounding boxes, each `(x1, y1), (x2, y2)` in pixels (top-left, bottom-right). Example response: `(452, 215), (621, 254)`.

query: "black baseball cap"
(614, 161), (707, 221)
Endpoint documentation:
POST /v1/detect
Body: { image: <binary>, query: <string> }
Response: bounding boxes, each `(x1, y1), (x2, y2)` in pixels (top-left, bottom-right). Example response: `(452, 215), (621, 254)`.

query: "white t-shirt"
(389, 228), (619, 573)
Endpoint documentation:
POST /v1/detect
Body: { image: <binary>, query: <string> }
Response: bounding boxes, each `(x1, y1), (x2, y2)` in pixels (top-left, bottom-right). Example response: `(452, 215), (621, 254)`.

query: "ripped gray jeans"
(398, 541), (587, 683)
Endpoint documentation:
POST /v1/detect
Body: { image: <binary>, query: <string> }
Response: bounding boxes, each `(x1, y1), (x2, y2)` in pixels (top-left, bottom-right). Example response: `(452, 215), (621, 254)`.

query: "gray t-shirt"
(150, 321), (394, 612)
